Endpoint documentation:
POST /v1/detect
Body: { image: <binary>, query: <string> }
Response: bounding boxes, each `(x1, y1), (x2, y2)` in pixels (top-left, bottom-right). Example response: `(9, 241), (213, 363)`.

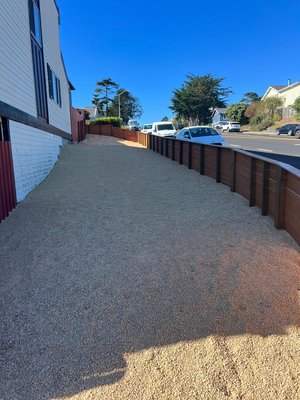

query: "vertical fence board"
(0, 141), (17, 223)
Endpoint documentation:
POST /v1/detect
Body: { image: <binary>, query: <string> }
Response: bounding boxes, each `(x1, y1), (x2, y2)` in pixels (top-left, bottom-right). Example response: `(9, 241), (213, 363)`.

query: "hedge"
(89, 117), (122, 127)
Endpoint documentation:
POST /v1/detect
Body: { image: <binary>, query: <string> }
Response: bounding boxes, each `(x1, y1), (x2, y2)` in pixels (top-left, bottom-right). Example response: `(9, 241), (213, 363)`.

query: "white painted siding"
(279, 84), (300, 108)
(40, 0), (72, 134)
(10, 121), (63, 202)
(1, 0), (72, 203)
(0, 0), (37, 116)
(0, 0), (72, 134)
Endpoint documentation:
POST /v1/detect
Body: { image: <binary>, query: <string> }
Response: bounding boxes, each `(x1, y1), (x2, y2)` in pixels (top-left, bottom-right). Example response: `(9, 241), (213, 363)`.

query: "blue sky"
(58, 0), (300, 124)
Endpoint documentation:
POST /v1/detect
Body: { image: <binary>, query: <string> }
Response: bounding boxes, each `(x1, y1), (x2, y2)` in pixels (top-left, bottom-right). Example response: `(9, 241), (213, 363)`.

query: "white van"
(141, 124), (153, 134)
(151, 122), (176, 137)
(128, 119), (139, 131)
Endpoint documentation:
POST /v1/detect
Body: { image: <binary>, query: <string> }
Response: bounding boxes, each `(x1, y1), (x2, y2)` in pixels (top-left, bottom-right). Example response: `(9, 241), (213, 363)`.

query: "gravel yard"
(0, 135), (299, 400)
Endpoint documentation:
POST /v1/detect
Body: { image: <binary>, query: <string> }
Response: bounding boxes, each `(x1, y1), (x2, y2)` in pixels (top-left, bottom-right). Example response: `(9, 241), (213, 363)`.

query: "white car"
(214, 121), (229, 130)
(152, 122), (177, 137)
(221, 121), (240, 132)
(176, 126), (226, 146)
(128, 119), (139, 131)
(141, 124), (153, 134)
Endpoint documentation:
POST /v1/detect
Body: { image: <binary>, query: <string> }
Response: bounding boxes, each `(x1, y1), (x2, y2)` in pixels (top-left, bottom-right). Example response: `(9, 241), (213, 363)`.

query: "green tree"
(259, 97), (283, 118)
(248, 97), (283, 131)
(226, 103), (249, 124)
(292, 97), (300, 115)
(161, 116), (168, 121)
(240, 92), (261, 105)
(170, 74), (232, 125)
(92, 78), (119, 117)
(108, 88), (142, 124)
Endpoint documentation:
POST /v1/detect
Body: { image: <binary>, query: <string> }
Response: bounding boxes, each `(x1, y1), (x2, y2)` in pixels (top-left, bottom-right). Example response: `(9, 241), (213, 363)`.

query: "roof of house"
(81, 107), (98, 117)
(270, 85), (287, 90)
(213, 107), (228, 114)
(262, 82), (300, 100)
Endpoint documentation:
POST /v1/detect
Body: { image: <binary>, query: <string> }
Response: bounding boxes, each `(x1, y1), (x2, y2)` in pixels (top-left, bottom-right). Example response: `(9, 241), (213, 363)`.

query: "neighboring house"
(79, 107), (100, 120)
(211, 108), (228, 127)
(0, 0), (73, 220)
(262, 81), (300, 118)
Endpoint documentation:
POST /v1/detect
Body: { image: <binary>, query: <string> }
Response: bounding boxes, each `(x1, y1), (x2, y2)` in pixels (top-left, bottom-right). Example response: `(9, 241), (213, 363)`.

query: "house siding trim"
(0, 100), (71, 140)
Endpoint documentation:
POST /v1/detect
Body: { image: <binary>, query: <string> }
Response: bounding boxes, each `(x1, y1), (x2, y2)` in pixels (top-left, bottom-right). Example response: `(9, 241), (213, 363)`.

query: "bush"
(250, 116), (274, 131)
(292, 97), (300, 114)
(89, 117), (122, 127)
(245, 103), (258, 118)
(249, 115), (263, 126)
(226, 103), (249, 125)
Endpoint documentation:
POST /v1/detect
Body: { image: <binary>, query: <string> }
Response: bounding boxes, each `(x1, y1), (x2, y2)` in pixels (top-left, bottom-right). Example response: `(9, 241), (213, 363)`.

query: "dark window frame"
(0, 117), (10, 142)
(28, 0), (48, 121)
(47, 64), (62, 107)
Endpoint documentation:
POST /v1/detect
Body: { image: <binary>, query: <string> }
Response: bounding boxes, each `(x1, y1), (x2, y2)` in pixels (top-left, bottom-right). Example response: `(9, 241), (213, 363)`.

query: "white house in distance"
(262, 80), (300, 118)
(0, 0), (73, 219)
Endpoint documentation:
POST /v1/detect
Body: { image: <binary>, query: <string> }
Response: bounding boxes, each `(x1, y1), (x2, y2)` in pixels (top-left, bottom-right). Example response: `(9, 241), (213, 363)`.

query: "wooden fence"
(135, 133), (300, 246)
(88, 123), (138, 142)
(71, 107), (86, 143)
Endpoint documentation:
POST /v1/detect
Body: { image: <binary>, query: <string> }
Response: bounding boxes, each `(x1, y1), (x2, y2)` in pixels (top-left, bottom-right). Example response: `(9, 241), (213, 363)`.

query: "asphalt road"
(224, 134), (300, 169)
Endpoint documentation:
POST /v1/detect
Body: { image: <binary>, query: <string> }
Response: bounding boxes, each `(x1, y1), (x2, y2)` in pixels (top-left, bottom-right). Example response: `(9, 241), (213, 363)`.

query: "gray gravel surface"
(0, 135), (299, 400)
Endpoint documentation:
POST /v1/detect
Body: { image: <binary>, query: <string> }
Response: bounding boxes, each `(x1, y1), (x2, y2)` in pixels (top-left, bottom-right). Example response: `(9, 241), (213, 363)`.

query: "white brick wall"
(10, 121), (63, 202)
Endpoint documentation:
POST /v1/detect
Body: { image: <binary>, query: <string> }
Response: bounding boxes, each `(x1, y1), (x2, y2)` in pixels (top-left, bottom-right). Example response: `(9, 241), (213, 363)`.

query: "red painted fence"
(71, 107), (86, 143)
(88, 123), (138, 142)
(0, 141), (17, 222)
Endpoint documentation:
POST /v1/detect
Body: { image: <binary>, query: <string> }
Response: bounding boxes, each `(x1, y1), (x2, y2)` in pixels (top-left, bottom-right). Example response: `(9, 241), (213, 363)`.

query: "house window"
(29, 0), (42, 46)
(47, 65), (62, 107)
(29, 0), (48, 120)
(0, 117), (10, 142)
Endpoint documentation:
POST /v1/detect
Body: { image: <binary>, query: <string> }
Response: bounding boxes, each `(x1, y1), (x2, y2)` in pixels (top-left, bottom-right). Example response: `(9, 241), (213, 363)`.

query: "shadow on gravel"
(1, 142), (300, 399)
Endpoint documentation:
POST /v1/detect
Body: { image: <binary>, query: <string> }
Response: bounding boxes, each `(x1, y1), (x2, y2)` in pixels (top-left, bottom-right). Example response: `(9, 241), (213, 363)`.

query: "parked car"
(128, 119), (139, 131)
(214, 121), (229, 130)
(176, 126), (226, 146)
(276, 124), (299, 136)
(175, 123), (184, 131)
(152, 122), (177, 137)
(294, 126), (300, 139)
(220, 121), (240, 132)
(141, 124), (152, 134)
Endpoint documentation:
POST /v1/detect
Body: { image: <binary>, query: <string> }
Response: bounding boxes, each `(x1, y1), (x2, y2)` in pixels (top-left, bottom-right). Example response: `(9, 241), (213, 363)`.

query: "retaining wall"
(137, 133), (300, 246)
(88, 123), (138, 142)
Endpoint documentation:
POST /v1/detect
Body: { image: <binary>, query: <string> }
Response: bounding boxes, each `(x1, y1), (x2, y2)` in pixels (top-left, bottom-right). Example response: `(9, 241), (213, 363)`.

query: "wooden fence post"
(230, 151), (236, 192)
(188, 142), (193, 169)
(274, 166), (287, 229)
(179, 141), (183, 165)
(172, 140), (175, 161)
(200, 145), (205, 175)
(216, 147), (221, 183)
(262, 161), (269, 216)
(249, 158), (256, 207)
